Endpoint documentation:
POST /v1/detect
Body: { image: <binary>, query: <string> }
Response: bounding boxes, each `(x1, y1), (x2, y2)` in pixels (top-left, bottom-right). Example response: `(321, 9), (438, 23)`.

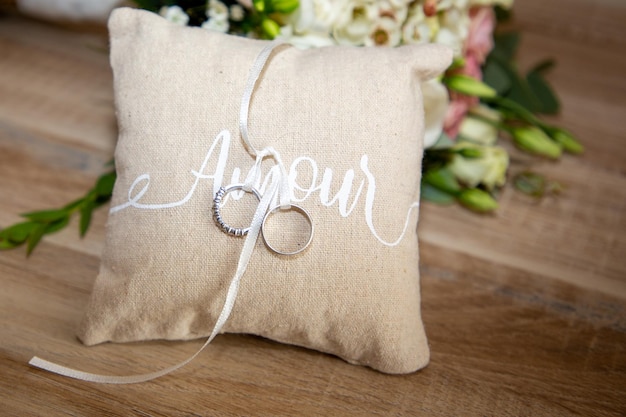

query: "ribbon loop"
(239, 40), (286, 157)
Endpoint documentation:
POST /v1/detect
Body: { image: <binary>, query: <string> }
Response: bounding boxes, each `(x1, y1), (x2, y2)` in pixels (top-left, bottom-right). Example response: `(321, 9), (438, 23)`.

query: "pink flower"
(444, 96), (474, 138)
(465, 7), (496, 65)
(462, 54), (482, 79)
(443, 7), (496, 139)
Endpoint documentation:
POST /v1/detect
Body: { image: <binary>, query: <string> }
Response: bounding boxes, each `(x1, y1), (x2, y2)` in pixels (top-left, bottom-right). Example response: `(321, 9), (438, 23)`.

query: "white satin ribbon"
(240, 41), (292, 209)
(29, 40), (292, 384)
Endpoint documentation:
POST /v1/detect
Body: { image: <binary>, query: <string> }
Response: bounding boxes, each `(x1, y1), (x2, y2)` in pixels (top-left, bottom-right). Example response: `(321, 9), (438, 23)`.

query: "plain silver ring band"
(213, 184), (261, 237)
(261, 204), (314, 256)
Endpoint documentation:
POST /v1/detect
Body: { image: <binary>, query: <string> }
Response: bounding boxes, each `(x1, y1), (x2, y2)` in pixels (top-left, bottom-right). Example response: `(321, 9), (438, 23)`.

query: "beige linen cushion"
(78, 7), (452, 374)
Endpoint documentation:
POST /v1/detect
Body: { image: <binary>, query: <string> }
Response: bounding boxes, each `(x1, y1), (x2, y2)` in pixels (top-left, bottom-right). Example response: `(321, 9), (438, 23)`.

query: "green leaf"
(485, 95), (540, 126)
(0, 238), (20, 250)
(494, 5), (512, 23)
(21, 208), (68, 223)
(529, 59), (556, 74)
(80, 201), (95, 237)
(526, 70), (560, 114)
(26, 224), (47, 256)
(63, 198), (84, 212)
(1, 221), (37, 243)
(268, 0), (299, 14)
(485, 53), (542, 114)
(422, 148), (455, 173)
(423, 167), (462, 195)
(45, 216), (70, 235)
(1, 160), (117, 255)
(483, 59), (512, 95)
(506, 73), (543, 113)
(486, 53), (561, 115)
(421, 183), (456, 205)
(253, 0), (265, 12)
(492, 32), (520, 61)
(132, 0), (164, 12)
(95, 171), (116, 198)
(513, 171), (546, 197)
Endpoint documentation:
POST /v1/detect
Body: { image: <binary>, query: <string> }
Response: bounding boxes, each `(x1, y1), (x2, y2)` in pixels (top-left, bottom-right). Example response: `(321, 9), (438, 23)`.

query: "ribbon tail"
(28, 174), (281, 384)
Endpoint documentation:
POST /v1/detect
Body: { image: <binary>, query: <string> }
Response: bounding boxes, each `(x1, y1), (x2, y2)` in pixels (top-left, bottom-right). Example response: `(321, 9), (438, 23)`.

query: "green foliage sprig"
(421, 27), (583, 211)
(0, 169), (116, 255)
(135, 0), (296, 39)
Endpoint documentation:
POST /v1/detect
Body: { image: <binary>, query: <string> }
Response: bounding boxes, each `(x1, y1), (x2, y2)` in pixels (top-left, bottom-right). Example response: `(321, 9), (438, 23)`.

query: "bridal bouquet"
(0, 0), (582, 254)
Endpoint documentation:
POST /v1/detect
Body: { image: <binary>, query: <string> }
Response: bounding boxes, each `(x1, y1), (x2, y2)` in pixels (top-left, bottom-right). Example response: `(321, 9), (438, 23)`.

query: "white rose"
(458, 104), (501, 146)
(401, 3), (433, 44)
(159, 5), (189, 26)
(292, 0), (316, 32)
(313, 0), (347, 31)
(366, 17), (402, 46)
(364, 0), (407, 47)
(207, 0), (229, 23)
(278, 0), (337, 48)
(449, 142), (509, 189)
(333, 1), (379, 46)
(421, 79), (450, 148)
(435, 7), (470, 56)
(202, 17), (229, 33)
(379, 0), (409, 23)
(229, 4), (245, 21)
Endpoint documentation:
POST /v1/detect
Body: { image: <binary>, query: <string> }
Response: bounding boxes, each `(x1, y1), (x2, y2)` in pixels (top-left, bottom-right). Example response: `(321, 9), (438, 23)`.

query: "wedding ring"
(213, 185), (261, 237)
(261, 205), (314, 256)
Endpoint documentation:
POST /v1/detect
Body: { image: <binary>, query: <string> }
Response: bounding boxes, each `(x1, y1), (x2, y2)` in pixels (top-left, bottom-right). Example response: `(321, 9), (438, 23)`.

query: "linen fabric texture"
(78, 7), (453, 374)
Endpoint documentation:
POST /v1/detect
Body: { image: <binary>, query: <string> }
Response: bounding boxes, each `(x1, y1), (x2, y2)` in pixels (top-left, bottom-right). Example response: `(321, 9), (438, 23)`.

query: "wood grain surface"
(1, 0), (625, 415)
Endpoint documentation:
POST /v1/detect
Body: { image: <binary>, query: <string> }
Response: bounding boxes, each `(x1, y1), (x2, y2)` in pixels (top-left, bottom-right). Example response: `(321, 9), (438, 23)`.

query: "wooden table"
(1, 1), (624, 415)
